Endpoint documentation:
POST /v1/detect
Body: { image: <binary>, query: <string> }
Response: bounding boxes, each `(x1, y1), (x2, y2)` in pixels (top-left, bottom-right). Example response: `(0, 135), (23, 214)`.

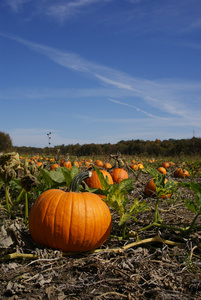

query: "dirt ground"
(1, 170), (201, 300)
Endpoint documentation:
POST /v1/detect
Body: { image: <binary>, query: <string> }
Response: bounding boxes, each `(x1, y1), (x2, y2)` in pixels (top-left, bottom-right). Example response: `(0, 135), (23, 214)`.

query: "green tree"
(0, 131), (13, 152)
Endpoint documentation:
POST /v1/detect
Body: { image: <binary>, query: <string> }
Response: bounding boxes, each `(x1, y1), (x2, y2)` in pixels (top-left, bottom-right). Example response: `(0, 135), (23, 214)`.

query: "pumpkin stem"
(70, 170), (92, 193)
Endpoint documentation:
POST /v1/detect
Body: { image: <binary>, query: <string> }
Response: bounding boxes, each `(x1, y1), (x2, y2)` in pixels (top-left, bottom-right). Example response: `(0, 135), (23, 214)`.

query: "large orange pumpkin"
(110, 168), (128, 183)
(29, 172), (112, 252)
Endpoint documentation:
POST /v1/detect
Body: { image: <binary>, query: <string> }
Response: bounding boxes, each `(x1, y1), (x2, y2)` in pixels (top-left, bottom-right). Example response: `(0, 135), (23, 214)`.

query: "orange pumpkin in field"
(50, 164), (60, 171)
(137, 163), (144, 169)
(110, 168), (128, 183)
(95, 160), (104, 168)
(36, 162), (43, 167)
(85, 169), (113, 189)
(73, 161), (80, 168)
(162, 162), (170, 169)
(29, 171), (112, 252)
(85, 161), (91, 167)
(104, 163), (112, 169)
(145, 178), (171, 199)
(130, 164), (138, 171)
(84, 169), (113, 198)
(60, 159), (72, 170)
(157, 167), (167, 175)
(174, 168), (190, 178)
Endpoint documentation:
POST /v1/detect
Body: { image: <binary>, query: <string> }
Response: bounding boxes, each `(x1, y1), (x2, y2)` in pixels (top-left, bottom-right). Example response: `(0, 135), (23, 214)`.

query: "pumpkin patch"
(1, 150), (201, 299)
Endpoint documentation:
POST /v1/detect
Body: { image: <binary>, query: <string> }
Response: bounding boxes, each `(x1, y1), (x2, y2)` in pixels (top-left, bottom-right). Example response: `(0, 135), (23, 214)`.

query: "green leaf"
(119, 213), (137, 226)
(184, 198), (197, 214)
(93, 166), (111, 191)
(39, 168), (65, 188)
(84, 186), (105, 196)
(115, 177), (135, 194)
(70, 165), (80, 179)
(118, 198), (149, 226)
(129, 198), (149, 214)
(61, 165), (79, 188)
(146, 165), (178, 197)
(179, 182), (201, 214)
(105, 192), (125, 215)
(61, 167), (72, 188)
(145, 165), (160, 179)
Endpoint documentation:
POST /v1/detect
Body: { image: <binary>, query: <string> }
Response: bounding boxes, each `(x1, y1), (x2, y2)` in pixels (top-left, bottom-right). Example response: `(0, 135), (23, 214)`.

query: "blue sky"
(1, 0), (201, 148)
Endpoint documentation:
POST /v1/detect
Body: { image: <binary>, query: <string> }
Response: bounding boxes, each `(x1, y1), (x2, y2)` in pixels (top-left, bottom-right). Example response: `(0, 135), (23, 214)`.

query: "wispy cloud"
(4, 0), (201, 38)
(108, 98), (157, 118)
(45, 0), (103, 22)
(4, 0), (110, 22)
(1, 32), (201, 127)
(5, 0), (31, 12)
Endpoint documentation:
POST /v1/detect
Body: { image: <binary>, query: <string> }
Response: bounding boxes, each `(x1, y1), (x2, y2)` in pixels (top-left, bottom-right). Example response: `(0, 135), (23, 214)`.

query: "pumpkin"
(36, 162), (43, 167)
(174, 168), (190, 178)
(162, 162), (170, 169)
(145, 178), (171, 199)
(29, 171), (112, 252)
(110, 168), (128, 183)
(50, 163), (60, 171)
(157, 167), (167, 175)
(95, 160), (104, 168)
(130, 164), (138, 171)
(85, 161), (91, 167)
(84, 169), (113, 197)
(60, 159), (72, 170)
(73, 161), (80, 168)
(104, 163), (112, 169)
(137, 163), (144, 169)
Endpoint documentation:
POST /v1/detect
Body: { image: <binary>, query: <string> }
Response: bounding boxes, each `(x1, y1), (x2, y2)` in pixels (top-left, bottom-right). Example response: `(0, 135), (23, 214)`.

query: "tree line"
(1, 131), (201, 158)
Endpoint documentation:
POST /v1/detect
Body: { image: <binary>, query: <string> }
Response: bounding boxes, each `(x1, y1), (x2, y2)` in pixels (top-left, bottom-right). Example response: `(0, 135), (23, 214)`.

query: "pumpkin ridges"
(83, 193), (97, 250)
(49, 192), (65, 250)
(30, 190), (63, 249)
(29, 190), (50, 246)
(54, 192), (72, 250)
(81, 193), (92, 250)
(29, 189), (112, 252)
(92, 199), (112, 249)
(68, 192), (83, 250)
(82, 194), (110, 251)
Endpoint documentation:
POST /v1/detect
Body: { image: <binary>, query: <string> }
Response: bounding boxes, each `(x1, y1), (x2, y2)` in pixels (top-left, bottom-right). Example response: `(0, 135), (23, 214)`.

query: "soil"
(1, 169), (201, 300)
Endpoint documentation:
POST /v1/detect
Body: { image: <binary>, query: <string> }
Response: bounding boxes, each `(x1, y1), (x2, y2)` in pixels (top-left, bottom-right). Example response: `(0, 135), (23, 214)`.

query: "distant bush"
(0, 131), (13, 152)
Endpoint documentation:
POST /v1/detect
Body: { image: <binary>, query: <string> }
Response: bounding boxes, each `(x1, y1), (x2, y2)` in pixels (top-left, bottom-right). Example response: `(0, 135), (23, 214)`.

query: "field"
(0, 153), (201, 299)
